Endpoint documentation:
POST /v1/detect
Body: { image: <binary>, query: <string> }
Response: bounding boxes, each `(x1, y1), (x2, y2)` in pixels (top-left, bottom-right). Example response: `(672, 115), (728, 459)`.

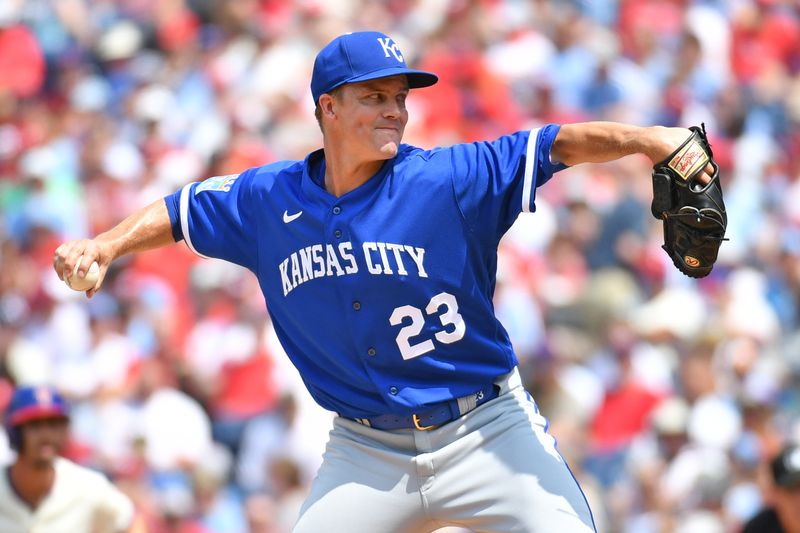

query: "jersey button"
(389, 386), (398, 395)
(333, 206), (341, 215)
(352, 301), (361, 311)
(334, 229), (342, 238)
(367, 347), (376, 356)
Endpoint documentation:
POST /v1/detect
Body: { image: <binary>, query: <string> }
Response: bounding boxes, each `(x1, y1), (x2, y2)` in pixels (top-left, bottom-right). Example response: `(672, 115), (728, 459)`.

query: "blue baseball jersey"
(165, 125), (566, 418)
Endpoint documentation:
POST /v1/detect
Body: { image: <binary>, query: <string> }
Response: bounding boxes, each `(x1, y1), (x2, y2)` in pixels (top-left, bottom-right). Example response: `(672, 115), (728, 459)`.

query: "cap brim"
(337, 67), (438, 92)
(9, 407), (69, 426)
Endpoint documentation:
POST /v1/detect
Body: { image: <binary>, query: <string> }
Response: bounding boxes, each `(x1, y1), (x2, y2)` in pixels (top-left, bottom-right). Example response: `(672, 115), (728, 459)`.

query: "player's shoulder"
(55, 456), (97, 477)
(250, 158), (304, 179)
(393, 144), (458, 178)
(246, 158), (304, 187)
(397, 129), (535, 162)
(239, 154), (321, 198)
(396, 143), (450, 163)
(386, 144), (462, 191)
(55, 457), (113, 487)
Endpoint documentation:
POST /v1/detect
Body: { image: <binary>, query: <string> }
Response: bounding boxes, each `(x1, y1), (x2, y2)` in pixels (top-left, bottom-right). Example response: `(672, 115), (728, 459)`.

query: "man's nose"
(383, 100), (402, 119)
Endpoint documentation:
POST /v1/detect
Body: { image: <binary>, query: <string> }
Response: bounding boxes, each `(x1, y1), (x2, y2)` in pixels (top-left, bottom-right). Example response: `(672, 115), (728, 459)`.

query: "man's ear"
(319, 93), (337, 120)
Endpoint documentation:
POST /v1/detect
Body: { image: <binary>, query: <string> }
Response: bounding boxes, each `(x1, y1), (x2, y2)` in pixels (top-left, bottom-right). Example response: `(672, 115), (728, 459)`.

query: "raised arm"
(53, 198), (175, 298)
(552, 122), (711, 176)
(553, 121), (726, 278)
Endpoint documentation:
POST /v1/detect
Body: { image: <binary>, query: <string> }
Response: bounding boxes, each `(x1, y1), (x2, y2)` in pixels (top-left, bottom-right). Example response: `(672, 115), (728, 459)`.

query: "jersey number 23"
(389, 292), (466, 360)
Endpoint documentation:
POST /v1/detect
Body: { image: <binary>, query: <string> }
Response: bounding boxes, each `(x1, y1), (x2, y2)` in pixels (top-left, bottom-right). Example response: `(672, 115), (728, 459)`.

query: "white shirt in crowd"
(0, 457), (134, 533)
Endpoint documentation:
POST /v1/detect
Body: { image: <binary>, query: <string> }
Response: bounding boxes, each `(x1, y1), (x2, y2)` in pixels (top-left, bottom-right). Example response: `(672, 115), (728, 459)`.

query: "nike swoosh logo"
(283, 210), (303, 223)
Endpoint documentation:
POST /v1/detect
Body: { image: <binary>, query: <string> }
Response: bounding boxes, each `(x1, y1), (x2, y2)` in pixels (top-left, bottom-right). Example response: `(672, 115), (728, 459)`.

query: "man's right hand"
(53, 238), (113, 298)
(52, 198), (176, 298)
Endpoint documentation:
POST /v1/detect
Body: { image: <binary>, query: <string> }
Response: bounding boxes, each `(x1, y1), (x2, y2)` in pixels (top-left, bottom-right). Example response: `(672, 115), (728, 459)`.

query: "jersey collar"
(300, 148), (396, 208)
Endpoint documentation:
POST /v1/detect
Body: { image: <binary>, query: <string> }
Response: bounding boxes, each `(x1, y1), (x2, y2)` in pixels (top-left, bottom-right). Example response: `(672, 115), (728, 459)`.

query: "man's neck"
(321, 141), (388, 197)
(9, 459), (56, 509)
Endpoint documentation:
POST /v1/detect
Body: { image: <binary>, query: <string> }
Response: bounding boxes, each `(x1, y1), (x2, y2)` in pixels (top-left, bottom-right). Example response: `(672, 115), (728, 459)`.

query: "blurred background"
(1, 0), (799, 531)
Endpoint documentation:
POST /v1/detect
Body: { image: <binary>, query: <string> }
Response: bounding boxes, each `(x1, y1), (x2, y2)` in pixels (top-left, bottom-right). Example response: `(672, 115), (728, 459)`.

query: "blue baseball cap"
(311, 31), (438, 104)
(6, 385), (69, 427)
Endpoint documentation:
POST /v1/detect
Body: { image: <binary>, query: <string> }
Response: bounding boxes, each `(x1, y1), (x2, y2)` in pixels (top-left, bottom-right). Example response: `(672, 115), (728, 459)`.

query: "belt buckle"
(412, 414), (436, 431)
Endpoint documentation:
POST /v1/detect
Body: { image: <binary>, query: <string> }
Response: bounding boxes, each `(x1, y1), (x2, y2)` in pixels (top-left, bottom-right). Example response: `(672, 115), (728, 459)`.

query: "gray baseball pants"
(292, 368), (596, 532)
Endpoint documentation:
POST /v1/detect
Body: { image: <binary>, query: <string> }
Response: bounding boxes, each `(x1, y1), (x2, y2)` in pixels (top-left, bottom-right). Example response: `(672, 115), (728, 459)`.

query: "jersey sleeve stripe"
(179, 183), (211, 259)
(521, 127), (541, 213)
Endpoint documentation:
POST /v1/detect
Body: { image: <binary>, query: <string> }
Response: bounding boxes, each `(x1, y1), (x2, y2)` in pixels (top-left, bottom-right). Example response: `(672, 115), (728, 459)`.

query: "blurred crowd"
(1, 0), (800, 531)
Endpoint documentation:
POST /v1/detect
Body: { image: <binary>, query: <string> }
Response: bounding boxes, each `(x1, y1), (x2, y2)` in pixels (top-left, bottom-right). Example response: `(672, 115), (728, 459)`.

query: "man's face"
(19, 417), (69, 464)
(326, 75), (410, 160)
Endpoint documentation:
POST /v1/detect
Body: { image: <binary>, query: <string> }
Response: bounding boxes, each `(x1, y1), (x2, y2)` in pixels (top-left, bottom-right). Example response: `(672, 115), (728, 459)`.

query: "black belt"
(354, 383), (500, 431)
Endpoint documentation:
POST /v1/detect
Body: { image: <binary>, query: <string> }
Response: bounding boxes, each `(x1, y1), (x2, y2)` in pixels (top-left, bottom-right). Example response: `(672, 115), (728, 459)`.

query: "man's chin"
(378, 141), (399, 157)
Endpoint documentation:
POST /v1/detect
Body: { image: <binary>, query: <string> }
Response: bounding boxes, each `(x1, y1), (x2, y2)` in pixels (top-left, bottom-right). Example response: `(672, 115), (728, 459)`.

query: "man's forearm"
(53, 198), (177, 297)
(551, 122), (684, 167)
(96, 199), (176, 261)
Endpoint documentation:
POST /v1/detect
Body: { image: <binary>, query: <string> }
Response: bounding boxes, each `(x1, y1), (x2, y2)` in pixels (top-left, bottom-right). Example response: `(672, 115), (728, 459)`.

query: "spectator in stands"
(743, 444), (800, 533)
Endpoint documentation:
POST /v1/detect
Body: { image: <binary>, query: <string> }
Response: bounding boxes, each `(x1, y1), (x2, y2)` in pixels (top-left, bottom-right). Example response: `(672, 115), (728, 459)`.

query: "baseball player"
(0, 385), (146, 533)
(54, 31), (715, 532)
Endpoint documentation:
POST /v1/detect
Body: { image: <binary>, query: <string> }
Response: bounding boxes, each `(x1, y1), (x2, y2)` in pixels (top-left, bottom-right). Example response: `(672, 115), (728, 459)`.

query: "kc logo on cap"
(310, 31), (438, 104)
(377, 37), (404, 62)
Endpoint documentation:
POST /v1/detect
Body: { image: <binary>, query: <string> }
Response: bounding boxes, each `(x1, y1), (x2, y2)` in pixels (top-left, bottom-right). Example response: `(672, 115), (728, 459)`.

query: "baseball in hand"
(65, 258), (100, 291)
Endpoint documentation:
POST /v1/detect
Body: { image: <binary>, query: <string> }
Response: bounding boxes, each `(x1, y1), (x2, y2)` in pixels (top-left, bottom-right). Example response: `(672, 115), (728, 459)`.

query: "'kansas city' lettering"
(279, 241), (427, 296)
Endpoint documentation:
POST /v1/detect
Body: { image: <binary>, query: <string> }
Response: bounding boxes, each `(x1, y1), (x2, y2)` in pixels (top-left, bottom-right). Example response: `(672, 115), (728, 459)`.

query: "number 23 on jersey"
(389, 292), (466, 360)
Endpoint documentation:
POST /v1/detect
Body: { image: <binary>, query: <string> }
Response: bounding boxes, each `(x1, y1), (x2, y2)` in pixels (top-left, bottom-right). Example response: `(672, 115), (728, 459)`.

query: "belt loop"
(495, 366), (520, 395)
(456, 393), (477, 416)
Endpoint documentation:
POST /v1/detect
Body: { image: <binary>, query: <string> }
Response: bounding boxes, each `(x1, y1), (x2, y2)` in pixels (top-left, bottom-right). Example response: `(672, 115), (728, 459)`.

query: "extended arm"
(553, 121), (725, 278)
(53, 199), (175, 298)
(551, 122), (712, 181)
